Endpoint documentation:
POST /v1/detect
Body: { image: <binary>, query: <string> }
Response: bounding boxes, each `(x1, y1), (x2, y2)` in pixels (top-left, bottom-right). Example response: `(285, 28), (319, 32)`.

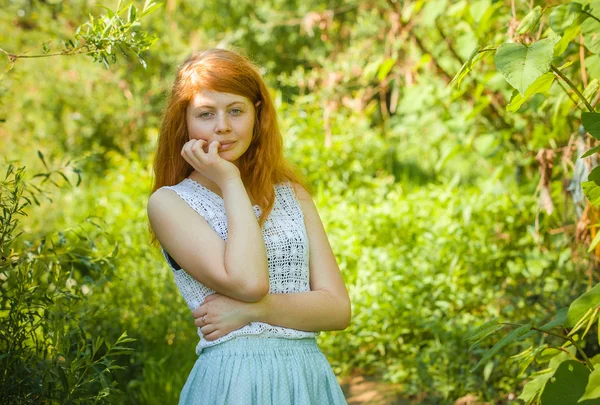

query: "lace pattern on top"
(159, 178), (319, 355)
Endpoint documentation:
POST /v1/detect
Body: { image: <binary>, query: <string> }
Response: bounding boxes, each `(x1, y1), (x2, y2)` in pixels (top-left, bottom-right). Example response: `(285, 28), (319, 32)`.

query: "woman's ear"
(255, 101), (262, 108)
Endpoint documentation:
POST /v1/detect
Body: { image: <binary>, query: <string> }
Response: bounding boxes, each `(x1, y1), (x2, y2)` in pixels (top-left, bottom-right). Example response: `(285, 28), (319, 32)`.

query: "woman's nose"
(215, 113), (231, 133)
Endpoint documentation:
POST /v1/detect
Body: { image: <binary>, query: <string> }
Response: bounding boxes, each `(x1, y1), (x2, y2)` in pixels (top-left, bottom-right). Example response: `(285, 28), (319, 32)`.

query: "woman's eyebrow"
(194, 101), (246, 110)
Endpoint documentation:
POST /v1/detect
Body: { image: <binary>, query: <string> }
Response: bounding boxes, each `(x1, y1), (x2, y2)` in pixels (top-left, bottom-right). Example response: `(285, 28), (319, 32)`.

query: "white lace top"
(159, 177), (319, 355)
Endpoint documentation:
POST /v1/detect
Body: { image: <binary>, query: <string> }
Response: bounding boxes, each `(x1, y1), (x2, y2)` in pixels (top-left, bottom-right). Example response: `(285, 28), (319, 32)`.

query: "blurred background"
(1, 0), (599, 404)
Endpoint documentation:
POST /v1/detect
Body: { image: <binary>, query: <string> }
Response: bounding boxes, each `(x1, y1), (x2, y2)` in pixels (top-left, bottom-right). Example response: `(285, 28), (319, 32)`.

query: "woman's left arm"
(248, 183), (351, 331)
(193, 183), (351, 339)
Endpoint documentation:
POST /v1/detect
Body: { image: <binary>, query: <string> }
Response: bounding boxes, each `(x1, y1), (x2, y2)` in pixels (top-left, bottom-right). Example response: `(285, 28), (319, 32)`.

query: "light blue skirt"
(178, 336), (348, 405)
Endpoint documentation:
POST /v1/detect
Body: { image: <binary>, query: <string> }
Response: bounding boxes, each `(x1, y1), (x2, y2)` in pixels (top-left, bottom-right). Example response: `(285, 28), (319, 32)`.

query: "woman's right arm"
(147, 180), (269, 303)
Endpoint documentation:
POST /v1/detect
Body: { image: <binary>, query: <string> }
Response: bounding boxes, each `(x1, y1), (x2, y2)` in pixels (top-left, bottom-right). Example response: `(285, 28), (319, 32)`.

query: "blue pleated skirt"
(178, 336), (348, 405)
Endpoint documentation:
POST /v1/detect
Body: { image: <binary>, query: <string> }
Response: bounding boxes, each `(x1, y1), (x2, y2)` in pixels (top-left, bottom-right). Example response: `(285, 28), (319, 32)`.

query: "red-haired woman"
(147, 48), (350, 404)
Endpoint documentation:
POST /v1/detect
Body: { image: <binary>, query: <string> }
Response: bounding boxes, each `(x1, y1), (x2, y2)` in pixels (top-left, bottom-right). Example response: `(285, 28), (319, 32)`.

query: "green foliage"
(494, 38), (557, 96)
(0, 161), (134, 404)
(4, 1), (160, 69)
(467, 282), (600, 404)
(3, 0), (600, 403)
(457, 1), (600, 403)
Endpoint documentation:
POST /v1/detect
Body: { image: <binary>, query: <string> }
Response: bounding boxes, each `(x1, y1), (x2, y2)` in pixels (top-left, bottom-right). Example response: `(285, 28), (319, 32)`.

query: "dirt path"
(338, 374), (484, 405)
(338, 374), (413, 405)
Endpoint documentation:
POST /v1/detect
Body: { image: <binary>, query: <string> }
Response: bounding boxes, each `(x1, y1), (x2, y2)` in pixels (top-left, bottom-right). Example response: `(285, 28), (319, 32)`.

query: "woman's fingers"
(208, 140), (220, 156)
(194, 311), (211, 327)
(191, 304), (206, 319)
(191, 139), (206, 157)
(182, 140), (207, 169)
(200, 324), (218, 336)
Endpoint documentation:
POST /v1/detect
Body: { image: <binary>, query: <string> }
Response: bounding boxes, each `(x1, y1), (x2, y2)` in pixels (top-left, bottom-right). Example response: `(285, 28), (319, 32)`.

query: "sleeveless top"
(159, 177), (319, 355)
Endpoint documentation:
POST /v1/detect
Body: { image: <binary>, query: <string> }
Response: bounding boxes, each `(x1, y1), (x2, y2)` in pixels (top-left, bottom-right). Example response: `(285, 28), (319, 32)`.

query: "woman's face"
(185, 90), (256, 167)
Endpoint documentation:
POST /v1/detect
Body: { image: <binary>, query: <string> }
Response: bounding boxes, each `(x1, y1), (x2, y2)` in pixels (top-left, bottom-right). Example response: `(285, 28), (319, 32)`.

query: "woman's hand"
(191, 292), (254, 341)
(181, 139), (240, 187)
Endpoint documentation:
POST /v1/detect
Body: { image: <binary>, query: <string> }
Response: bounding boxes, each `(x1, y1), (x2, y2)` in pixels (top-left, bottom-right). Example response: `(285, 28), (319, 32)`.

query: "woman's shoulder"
(287, 182), (312, 202)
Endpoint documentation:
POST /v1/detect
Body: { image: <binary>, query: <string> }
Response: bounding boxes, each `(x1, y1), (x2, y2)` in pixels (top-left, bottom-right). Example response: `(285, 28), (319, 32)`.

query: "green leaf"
(37, 150), (48, 169)
(567, 283), (600, 328)
(580, 368), (600, 401)
(450, 46), (496, 89)
(541, 360), (600, 405)
(469, 0), (491, 22)
(471, 323), (532, 372)
(519, 371), (554, 405)
(468, 325), (505, 352)
(581, 5), (600, 54)
(550, 3), (583, 34)
(507, 72), (555, 112)
(420, 0), (447, 27)
(466, 317), (501, 341)
(590, 232), (600, 252)
(137, 54), (147, 69)
(377, 58), (396, 82)
(582, 80), (600, 109)
(582, 145), (600, 158)
(554, 23), (581, 57)
(587, 55), (600, 79)
(142, 1), (162, 16)
(583, 112), (600, 141)
(583, 181), (600, 206)
(58, 366), (69, 392)
(127, 4), (136, 23)
(522, 307), (570, 340)
(513, 345), (548, 377)
(495, 38), (557, 96)
(517, 6), (542, 35)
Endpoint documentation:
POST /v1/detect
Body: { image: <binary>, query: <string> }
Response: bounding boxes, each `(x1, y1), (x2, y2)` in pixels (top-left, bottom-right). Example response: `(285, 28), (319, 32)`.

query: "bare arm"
(246, 182), (351, 330)
(221, 177), (270, 297)
(147, 180), (269, 302)
(246, 291), (350, 331)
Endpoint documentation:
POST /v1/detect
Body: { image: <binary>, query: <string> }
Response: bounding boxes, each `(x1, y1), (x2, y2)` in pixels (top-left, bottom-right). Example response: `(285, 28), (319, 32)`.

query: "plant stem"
(582, 10), (600, 25)
(530, 326), (595, 370)
(501, 322), (595, 371)
(551, 65), (595, 112)
(549, 346), (587, 364)
(0, 47), (92, 60)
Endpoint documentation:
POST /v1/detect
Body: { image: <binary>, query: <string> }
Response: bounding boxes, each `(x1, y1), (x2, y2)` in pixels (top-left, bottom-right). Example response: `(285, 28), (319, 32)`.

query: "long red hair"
(149, 48), (310, 247)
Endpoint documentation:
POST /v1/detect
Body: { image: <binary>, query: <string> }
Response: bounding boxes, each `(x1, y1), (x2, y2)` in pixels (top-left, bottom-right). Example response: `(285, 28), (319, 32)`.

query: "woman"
(147, 48), (350, 404)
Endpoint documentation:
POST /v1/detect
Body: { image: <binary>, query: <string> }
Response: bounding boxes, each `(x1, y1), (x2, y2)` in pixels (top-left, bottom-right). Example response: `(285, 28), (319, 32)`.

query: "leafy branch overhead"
(0, 0), (162, 69)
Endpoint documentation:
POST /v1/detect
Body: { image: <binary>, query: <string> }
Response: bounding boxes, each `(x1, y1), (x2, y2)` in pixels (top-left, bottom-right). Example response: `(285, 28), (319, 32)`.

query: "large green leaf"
(507, 72), (555, 112)
(550, 3), (583, 34)
(581, 2), (600, 54)
(587, 55), (600, 79)
(540, 360), (600, 405)
(589, 166), (600, 185)
(554, 23), (581, 57)
(583, 112), (600, 141)
(583, 181), (600, 206)
(567, 283), (600, 328)
(519, 371), (554, 405)
(495, 38), (557, 96)
(582, 145), (600, 158)
(580, 368), (600, 401)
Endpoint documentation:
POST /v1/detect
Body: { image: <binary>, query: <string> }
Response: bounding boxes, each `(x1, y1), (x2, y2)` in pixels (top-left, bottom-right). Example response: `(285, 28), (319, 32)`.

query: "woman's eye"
(198, 112), (212, 118)
(230, 108), (242, 115)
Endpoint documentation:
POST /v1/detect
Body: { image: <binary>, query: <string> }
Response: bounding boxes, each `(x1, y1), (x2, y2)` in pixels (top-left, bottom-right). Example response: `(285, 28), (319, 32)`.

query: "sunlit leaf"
(567, 283), (600, 328)
(495, 38), (557, 96)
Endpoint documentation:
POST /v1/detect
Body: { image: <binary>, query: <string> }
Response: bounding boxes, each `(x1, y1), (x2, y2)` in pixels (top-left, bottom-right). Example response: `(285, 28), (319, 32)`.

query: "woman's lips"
(219, 142), (235, 150)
